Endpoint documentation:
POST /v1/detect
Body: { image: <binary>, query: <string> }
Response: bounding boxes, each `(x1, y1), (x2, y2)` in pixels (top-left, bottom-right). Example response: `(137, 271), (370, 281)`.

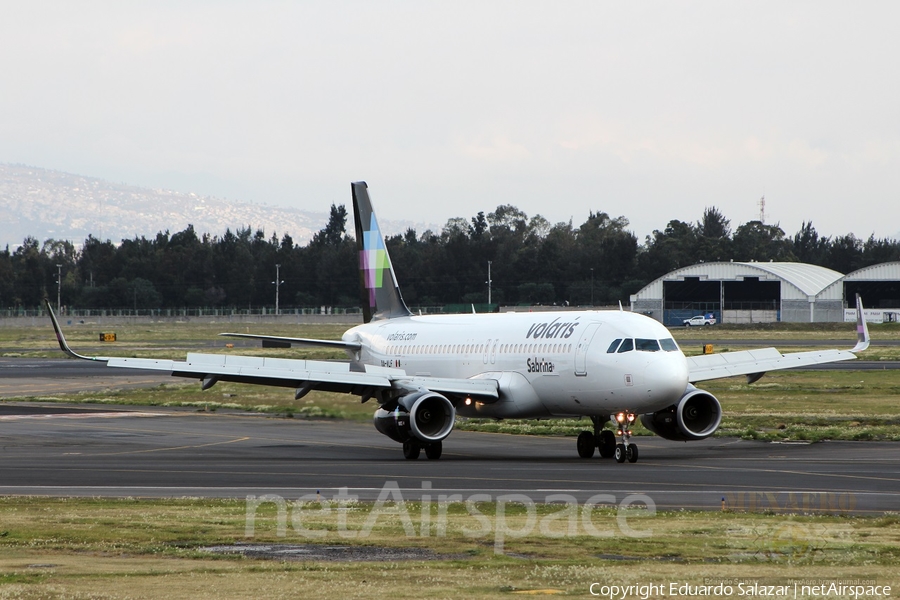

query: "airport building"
(825, 261), (900, 323)
(630, 261), (848, 326)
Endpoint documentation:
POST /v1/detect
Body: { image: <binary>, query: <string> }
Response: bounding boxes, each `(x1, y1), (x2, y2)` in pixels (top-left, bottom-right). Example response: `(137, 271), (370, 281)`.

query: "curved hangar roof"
(841, 261), (900, 281)
(635, 262), (845, 300)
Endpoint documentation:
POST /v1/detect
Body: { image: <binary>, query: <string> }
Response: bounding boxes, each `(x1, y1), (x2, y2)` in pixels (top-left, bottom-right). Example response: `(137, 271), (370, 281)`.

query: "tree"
(637, 220), (700, 282)
(732, 221), (794, 262)
(577, 211), (638, 303)
(823, 234), (863, 274)
(312, 204), (349, 246)
(696, 207), (732, 261)
(791, 221), (828, 265)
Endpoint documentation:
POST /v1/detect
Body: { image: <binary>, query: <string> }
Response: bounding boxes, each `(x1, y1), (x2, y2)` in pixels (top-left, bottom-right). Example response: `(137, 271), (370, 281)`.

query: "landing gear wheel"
(626, 444), (639, 463)
(614, 443), (626, 463)
(425, 441), (443, 460)
(598, 430), (616, 459)
(402, 439), (421, 460)
(576, 431), (596, 458)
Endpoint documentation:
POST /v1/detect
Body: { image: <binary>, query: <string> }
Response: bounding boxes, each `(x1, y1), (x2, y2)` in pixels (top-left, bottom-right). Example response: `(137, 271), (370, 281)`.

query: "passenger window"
(617, 338), (634, 353)
(660, 338), (679, 352)
(607, 339), (622, 353)
(636, 338), (660, 352)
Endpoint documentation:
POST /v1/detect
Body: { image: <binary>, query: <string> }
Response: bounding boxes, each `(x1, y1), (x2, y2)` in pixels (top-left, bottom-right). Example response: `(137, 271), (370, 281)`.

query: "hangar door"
(663, 278), (720, 326)
(663, 276), (781, 325)
(722, 277), (780, 323)
(844, 281), (900, 310)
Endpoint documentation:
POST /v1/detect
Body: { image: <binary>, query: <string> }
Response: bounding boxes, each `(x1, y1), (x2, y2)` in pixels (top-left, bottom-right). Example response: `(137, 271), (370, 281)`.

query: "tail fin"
(352, 182), (412, 323)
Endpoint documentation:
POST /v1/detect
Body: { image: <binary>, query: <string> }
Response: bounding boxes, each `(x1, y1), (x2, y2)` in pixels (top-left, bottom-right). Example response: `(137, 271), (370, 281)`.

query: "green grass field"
(0, 497), (897, 599)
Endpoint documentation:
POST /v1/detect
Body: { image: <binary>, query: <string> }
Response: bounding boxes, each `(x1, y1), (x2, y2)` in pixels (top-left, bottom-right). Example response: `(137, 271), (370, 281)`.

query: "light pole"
(486, 261), (492, 305)
(273, 264), (284, 315)
(590, 268), (594, 307)
(56, 264), (62, 314)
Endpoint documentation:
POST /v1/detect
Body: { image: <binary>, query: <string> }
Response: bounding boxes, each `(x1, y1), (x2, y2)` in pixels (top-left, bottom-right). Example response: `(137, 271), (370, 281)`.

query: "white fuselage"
(343, 310), (690, 419)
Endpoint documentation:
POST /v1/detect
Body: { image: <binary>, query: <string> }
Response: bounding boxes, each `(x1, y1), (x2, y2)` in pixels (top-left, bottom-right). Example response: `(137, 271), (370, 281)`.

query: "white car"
(683, 315), (716, 326)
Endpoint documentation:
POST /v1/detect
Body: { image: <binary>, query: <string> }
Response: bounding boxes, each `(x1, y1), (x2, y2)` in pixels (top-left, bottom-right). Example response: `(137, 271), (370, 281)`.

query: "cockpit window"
(607, 339), (622, 353)
(660, 338), (679, 352)
(616, 338), (634, 353)
(635, 338), (661, 352)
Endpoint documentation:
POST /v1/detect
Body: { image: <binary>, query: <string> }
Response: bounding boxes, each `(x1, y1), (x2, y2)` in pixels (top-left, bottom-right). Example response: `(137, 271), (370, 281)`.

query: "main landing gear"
(402, 439), (442, 460)
(576, 413), (639, 463)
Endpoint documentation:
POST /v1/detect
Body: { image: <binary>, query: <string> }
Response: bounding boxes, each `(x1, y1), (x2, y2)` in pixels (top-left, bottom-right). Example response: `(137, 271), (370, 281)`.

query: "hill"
(0, 164), (327, 248)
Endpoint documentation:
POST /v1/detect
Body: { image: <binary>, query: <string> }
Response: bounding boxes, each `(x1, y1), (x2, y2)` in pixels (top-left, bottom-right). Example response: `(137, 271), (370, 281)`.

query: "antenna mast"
(758, 195), (766, 223)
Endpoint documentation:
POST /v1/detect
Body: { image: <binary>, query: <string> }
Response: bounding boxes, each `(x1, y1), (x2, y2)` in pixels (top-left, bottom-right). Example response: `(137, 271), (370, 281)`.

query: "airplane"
(46, 182), (871, 463)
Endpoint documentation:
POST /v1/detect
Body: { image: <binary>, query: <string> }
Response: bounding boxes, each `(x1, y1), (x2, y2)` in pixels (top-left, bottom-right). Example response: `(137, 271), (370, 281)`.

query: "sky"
(2, 1), (899, 242)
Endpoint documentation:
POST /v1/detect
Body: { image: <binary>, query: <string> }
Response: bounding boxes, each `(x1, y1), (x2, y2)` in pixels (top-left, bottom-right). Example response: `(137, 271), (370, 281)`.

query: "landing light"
(464, 397), (472, 406)
(616, 412), (626, 424)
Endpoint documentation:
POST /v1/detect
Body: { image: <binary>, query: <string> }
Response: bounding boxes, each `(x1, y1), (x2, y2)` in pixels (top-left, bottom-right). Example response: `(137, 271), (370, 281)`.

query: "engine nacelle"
(640, 385), (722, 441)
(373, 391), (456, 444)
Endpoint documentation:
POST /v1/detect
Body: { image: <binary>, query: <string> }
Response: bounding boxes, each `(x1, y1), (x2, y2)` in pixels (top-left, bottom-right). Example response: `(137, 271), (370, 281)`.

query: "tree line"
(2, 204), (898, 311)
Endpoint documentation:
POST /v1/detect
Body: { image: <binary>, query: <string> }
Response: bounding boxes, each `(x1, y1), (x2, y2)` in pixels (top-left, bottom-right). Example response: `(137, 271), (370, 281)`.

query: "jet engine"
(373, 390), (456, 444)
(640, 384), (722, 441)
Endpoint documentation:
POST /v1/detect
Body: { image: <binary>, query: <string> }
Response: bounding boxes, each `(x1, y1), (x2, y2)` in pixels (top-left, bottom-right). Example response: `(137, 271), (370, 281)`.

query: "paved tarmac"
(0, 358), (174, 397)
(0, 403), (897, 514)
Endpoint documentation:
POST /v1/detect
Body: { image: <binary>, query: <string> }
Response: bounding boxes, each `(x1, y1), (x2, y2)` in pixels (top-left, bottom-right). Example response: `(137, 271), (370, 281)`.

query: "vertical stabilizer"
(352, 182), (412, 323)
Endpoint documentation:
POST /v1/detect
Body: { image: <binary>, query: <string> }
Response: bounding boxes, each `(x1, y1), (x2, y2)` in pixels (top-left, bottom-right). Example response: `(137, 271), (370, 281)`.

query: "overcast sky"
(2, 2), (898, 242)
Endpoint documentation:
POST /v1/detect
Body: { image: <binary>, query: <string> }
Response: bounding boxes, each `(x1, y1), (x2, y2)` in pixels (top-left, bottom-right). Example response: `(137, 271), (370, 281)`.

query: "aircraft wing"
(686, 294), (871, 384)
(105, 353), (498, 400)
(686, 347), (858, 383)
(218, 332), (361, 352)
(45, 300), (497, 401)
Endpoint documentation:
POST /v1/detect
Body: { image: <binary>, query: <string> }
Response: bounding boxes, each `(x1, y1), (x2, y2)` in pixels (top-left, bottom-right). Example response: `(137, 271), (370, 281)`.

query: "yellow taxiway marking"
(62, 436), (251, 457)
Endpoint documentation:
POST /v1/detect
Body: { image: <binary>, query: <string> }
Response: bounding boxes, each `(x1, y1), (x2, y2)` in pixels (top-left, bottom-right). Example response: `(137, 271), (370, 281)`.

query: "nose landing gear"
(613, 412), (639, 463)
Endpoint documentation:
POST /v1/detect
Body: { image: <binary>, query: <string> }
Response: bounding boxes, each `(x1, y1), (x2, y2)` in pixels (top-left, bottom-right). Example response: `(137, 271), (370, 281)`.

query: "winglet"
(44, 300), (108, 362)
(851, 293), (870, 353)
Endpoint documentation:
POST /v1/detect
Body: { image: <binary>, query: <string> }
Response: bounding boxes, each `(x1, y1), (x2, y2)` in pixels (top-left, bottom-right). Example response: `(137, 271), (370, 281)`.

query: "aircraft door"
(483, 340), (490, 364)
(574, 323), (600, 376)
(490, 340), (498, 364)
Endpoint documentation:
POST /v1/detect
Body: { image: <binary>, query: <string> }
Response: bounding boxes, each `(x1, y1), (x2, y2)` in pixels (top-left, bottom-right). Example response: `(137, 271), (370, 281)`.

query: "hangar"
(630, 262), (846, 325)
(823, 261), (900, 323)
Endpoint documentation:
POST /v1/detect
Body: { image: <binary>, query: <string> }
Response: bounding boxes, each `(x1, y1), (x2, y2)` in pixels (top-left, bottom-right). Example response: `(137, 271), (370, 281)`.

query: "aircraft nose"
(643, 354), (689, 404)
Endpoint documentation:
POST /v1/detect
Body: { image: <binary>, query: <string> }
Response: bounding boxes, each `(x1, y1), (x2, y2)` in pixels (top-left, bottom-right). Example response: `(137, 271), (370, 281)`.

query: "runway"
(0, 403), (897, 514)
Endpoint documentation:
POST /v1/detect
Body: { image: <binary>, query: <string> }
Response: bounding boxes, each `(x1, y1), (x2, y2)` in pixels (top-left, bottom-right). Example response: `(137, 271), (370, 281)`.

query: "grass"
(0, 321), (351, 360)
(0, 497), (897, 599)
